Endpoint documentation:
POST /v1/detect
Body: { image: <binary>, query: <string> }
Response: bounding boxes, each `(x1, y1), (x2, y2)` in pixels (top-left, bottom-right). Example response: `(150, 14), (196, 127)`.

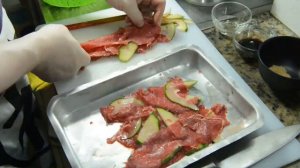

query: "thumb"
(124, 3), (144, 27)
(76, 49), (90, 73)
(79, 48), (91, 67)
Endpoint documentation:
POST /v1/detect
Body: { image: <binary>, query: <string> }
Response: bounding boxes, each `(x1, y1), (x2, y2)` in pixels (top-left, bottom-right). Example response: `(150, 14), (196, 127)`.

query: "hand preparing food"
(100, 76), (230, 168)
(81, 14), (190, 62)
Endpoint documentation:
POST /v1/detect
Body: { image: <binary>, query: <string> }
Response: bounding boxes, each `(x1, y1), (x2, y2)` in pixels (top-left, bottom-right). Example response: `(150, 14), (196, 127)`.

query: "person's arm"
(107, 0), (166, 27)
(0, 32), (39, 92)
(0, 24), (90, 93)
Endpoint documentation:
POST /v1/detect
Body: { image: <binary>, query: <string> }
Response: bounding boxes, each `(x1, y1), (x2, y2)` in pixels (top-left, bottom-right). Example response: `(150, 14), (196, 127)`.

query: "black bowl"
(258, 36), (300, 91)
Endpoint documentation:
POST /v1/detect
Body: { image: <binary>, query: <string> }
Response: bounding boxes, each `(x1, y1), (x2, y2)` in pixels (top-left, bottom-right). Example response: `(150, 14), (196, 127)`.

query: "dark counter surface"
(202, 12), (300, 168)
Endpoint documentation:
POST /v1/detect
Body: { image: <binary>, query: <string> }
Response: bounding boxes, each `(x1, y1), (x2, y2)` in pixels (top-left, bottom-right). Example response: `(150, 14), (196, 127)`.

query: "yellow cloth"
(27, 73), (51, 91)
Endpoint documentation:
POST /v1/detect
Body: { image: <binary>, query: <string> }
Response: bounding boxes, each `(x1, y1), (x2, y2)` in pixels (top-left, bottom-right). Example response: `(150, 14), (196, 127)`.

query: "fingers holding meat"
(107, 0), (166, 27)
(141, 0), (166, 25)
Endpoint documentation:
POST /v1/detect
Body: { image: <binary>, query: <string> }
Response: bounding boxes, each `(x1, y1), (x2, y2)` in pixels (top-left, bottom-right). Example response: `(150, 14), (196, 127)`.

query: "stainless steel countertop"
(176, 0), (273, 30)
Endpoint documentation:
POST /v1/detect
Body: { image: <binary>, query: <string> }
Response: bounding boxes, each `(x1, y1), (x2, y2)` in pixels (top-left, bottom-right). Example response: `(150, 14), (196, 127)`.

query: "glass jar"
(233, 20), (276, 62)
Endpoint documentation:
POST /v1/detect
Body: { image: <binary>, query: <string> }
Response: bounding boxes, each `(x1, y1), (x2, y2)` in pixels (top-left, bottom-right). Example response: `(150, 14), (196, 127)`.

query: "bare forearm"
(0, 24), (90, 93)
(0, 33), (40, 92)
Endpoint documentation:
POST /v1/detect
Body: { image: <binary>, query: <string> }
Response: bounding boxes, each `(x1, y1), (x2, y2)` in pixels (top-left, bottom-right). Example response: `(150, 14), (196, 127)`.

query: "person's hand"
(32, 24), (90, 82)
(107, 0), (166, 27)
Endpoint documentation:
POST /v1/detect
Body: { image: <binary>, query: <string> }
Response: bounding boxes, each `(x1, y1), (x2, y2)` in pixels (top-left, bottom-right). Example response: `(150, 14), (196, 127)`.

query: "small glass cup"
(211, 2), (252, 37)
(233, 20), (276, 62)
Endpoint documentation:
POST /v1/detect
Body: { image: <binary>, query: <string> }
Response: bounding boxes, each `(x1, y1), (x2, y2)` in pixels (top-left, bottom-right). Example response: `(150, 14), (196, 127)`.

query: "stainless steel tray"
(47, 46), (263, 168)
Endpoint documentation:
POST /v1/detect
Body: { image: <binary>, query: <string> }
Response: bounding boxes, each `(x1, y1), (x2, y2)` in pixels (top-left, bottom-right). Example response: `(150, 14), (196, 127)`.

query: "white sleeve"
(0, 7), (15, 43)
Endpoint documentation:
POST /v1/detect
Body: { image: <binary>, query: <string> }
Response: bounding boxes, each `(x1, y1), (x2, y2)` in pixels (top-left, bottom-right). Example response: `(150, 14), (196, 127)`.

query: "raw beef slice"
(81, 21), (169, 60)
